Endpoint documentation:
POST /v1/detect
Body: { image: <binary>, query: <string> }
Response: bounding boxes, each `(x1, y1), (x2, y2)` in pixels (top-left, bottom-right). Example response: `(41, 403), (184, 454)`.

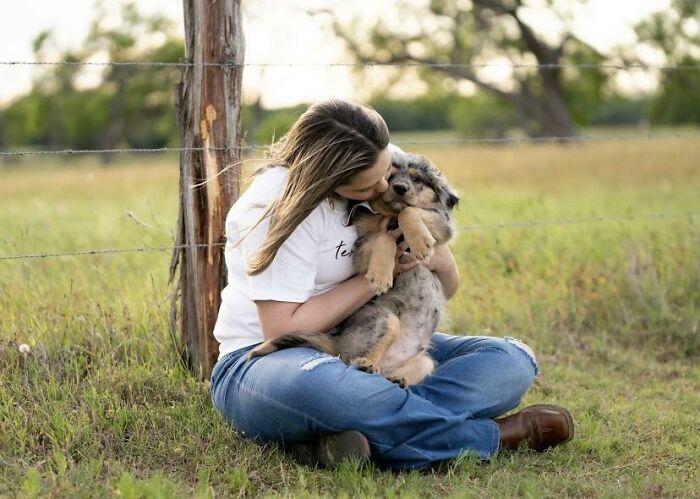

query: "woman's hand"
(393, 243), (454, 273)
(377, 217), (458, 295)
(378, 216), (418, 277)
(388, 232), (460, 299)
(421, 244), (455, 273)
(393, 240), (418, 276)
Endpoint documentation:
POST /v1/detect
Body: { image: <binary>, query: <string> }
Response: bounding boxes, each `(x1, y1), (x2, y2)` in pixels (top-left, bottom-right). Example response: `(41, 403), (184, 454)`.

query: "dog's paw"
(353, 357), (380, 374)
(408, 231), (436, 262)
(365, 266), (393, 295)
(387, 375), (409, 388)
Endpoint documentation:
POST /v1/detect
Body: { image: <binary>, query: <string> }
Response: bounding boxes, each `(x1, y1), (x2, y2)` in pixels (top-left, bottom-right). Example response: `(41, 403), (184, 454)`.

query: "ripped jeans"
(210, 333), (539, 471)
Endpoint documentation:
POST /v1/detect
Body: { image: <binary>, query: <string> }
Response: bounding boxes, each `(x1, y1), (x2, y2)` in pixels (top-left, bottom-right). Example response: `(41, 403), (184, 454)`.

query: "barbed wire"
(1, 131), (698, 157)
(0, 243), (223, 262)
(0, 146), (257, 157)
(1, 210), (696, 262)
(1, 60), (699, 71)
(461, 210), (698, 231)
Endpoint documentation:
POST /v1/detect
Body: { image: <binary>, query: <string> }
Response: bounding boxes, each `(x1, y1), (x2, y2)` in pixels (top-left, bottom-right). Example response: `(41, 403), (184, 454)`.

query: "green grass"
(1, 135), (699, 497)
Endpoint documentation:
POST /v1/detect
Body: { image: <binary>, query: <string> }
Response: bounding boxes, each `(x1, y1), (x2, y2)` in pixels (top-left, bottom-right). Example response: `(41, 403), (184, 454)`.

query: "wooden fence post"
(170, 0), (244, 379)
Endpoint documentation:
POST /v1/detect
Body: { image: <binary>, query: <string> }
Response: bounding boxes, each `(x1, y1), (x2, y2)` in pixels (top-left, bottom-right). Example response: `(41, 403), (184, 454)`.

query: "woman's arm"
(255, 238), (418, 341)
(428, 244), (460, 299)
(401, 243), (459, 299)
(255, 274), (375, 341)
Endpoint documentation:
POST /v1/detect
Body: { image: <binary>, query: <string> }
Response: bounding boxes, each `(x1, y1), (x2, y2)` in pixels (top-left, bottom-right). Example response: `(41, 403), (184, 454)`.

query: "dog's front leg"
(363, 233), (397, 294)
(398, 207), (436, 262)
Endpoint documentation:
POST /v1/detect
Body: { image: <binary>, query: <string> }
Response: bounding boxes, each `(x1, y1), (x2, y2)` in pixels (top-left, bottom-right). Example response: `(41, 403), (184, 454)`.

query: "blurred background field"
(2, 134), (699, 497)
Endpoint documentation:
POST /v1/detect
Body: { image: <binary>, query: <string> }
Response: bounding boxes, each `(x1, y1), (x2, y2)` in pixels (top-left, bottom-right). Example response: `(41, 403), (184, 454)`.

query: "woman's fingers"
(379, 216), (403, 241)
(379, 216), (391, 232)
(394, 259), (418, 275)
(379, 216), (411, 277)
(393, 241), (416, 275)
(388, 227), (403, 241)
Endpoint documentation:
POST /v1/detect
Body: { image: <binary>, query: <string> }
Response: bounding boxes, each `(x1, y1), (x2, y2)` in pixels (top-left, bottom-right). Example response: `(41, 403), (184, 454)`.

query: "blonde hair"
(245, 100), (389, 275)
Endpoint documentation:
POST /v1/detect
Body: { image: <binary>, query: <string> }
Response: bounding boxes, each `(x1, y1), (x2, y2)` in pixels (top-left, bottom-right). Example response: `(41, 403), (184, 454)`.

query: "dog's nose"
(393, 184), (409, 195)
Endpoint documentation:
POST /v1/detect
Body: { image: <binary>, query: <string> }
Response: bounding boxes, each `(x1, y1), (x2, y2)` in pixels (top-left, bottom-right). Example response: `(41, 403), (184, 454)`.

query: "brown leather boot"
(495, 404), (574, 452)
(287, 430), (371, 467)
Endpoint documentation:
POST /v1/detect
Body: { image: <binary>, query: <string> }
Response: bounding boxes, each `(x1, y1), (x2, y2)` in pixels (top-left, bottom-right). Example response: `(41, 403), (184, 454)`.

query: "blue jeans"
(210, 333), (539, 471)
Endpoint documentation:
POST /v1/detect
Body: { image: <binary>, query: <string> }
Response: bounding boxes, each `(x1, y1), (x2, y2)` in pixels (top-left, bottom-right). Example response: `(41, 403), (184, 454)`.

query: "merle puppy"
(249, 151), (459, 387)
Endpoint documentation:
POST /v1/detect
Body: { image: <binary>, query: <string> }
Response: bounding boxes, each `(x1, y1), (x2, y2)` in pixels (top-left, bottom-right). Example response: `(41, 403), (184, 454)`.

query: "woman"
(210, 99), (573, 470)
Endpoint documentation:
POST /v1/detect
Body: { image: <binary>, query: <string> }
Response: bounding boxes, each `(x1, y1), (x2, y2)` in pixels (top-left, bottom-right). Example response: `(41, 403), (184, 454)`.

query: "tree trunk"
(514, 85), (578, 139)
(170, 0), (245, 379)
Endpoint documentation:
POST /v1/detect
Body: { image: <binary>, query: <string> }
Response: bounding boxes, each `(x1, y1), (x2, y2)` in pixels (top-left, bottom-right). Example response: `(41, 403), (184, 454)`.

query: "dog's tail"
(247, 332), (338, 360)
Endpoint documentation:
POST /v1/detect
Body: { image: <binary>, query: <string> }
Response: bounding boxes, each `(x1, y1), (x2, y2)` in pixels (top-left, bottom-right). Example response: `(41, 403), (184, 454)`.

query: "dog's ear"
(440, 183), (460, 210)
(425, 161), (459, 210)
(445, 189), (460, 209)
(408, 153), (460, 210)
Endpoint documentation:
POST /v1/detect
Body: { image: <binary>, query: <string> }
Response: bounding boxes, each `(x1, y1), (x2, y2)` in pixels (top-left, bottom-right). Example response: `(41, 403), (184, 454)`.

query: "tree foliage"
(1, 3), (183, 157)
(635, 0), (700, 125)
(322, 0), (616, 138)
(1, 1), (695, 155)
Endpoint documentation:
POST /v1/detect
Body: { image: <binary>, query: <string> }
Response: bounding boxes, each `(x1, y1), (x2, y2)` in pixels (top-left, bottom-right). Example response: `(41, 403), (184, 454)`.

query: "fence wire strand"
(2, 60), (700, 71)
(1, 57), (698, 263)
(1, 210), (696, 262)
(1, 131), (699, 157)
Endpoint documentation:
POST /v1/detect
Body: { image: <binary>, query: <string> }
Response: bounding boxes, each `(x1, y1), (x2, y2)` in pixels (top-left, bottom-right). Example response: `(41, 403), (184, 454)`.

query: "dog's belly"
(379, 266), (445, 372)
(381, 315), (435, 372)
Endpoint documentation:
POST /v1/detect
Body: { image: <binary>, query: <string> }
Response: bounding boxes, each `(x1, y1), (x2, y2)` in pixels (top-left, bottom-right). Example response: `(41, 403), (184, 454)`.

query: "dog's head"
(379, 151), (460, 214)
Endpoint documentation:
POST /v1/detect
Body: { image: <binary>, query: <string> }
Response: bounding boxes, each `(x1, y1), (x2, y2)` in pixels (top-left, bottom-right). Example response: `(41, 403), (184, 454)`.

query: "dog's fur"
(248, 151), (459, 387)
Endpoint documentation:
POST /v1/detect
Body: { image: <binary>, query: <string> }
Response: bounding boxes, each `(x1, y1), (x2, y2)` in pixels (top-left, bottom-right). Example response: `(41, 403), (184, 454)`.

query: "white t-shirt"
(213, 166), (360, 359)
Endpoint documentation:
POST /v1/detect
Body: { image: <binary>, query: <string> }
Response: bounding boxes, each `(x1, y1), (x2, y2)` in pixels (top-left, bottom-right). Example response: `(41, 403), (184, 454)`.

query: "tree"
(321, 0), (612, 138)
(634, 0), (700, 126)
(81, 3), (184, 156)
(2, 3), (183, 159)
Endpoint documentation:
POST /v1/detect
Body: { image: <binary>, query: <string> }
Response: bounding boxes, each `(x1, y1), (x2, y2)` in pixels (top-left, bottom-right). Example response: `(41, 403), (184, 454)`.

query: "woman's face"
(334, 147), (392, 201)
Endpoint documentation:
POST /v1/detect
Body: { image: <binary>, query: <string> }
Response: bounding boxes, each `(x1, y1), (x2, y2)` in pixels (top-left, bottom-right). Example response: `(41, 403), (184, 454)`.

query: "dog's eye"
(410, 174), (422, 183)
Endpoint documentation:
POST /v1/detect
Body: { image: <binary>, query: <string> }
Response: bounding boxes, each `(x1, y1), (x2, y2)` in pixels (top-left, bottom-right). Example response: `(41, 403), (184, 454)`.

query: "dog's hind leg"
(384, 351), (435, 388)
(351, 314), (400, 374)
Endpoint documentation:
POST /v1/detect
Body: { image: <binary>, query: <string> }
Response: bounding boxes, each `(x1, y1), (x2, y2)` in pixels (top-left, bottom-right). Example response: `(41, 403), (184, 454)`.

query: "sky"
(0, 0), (670, 108)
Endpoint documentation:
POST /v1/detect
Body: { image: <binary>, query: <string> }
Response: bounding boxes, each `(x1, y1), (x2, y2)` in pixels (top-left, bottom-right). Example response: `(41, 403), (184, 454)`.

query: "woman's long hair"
(245, 100), (390, 275)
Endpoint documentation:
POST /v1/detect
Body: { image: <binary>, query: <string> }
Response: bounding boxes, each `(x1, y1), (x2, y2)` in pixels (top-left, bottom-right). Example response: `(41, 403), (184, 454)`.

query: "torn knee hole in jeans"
(299, 352), (341, 371)
(504, 336), (540, 376)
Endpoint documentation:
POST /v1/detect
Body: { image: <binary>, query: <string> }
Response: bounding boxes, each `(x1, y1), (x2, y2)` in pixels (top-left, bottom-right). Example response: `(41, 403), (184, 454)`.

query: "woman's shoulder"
(228, 165), (337, 231)
(233, 165), (287, 207)
(249, 164), (288, 191)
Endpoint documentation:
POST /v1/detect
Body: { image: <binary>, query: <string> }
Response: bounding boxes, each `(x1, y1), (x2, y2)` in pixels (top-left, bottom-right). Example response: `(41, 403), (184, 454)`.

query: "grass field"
(1, 135), (699, 497)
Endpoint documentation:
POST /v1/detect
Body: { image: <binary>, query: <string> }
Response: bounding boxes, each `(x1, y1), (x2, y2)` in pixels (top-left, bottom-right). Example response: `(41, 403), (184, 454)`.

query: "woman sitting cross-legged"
(209, 99), (574, 470)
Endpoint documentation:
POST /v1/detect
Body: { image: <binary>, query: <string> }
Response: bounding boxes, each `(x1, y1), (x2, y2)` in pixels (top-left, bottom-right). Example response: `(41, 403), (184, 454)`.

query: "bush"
(448, 94), (520, 137)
